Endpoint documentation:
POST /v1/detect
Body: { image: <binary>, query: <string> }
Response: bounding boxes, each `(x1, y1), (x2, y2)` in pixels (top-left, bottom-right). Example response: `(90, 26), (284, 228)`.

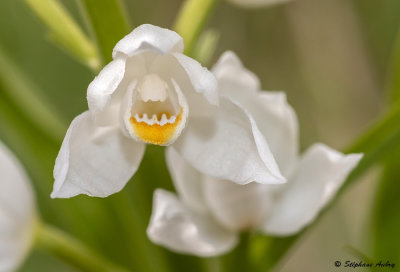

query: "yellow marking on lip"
(130, 109), (183, 145)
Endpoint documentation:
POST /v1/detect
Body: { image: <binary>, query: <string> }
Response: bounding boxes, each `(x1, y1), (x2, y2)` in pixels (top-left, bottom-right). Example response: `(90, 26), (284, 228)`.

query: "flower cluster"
(50, 24), (362, 256)
(146, 52), (362, 256)
(52, 24), (285, 199)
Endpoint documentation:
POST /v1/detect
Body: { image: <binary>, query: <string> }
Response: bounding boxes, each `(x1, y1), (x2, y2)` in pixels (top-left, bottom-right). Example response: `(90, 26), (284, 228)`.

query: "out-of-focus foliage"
(371, 21), (400, 268)
(0, 0), (400, 271)
(373, 150), (400, 267)
(78, 0), (131, 64)
(24, 0), (100, 70)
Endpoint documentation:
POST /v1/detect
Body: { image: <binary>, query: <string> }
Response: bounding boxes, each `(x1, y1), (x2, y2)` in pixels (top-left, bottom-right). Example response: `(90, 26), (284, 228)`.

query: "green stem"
(192, 29), (220, 66)
(174, 0), (220, 57)
(203, 257), (221, 272)
(36, 222), (131, 272)
(221, 233), (252, 272)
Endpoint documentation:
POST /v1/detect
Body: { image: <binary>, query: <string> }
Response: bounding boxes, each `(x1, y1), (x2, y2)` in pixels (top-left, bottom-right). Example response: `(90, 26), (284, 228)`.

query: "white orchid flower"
(146, 52), (363, 257)
(0, 142), (37, 271)
(227, 0), (292, 8)
(52, 25), (286, 198)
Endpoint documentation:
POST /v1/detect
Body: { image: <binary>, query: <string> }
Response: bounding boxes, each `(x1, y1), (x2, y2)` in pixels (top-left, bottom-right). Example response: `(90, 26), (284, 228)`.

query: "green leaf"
(386, 28), (400, 104)
(371, 23), (400, 269)
(372, 147), (400, 265)
(23, 0), (100, 70)
(77, 0), (131, 64)
(174, 0), (220, 57)
(0, 45), (67, 141)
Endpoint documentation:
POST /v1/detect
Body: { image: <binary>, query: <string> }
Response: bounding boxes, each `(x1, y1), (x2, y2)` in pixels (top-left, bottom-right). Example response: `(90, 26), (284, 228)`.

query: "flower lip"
(130, 108), (184, 145)
(122, 75), (189, 146)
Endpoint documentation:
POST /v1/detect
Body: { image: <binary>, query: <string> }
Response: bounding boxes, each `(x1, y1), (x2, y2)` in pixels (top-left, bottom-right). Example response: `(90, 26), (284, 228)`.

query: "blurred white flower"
(146, 52), (363, 256)
(52, 25), (285, 198)
(0, 142), (37, 271)
(227, 0), (292, 8)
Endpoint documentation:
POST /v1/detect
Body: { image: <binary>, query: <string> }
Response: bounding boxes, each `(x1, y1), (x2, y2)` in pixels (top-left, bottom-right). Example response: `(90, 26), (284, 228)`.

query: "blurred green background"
(0, 0), (399, 271)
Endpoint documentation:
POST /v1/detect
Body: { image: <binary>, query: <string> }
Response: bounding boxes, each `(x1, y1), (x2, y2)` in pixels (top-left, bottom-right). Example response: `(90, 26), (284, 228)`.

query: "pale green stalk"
(35, 222), (131, 272)
(174, 0), (220, 56)
(192, 29), (220, 66)
(24, 0), (100, 70)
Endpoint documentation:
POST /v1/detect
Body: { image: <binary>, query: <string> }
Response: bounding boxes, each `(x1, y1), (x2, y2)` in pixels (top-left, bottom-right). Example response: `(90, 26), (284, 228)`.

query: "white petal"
(172, 53), (219, 106)
(245, 92), (298, 176)
(263, 143), (363, 235)
(203, 177), (274, 231)
(212, 51), (260, 91)
(52, 111), (145, 198)
(230, 91), (298, 176)
(149, 54), (218, 118)
(165, 148), (208, 213)
(87, 58), (126, 120)
(0, 142), (36, 272)
(227, 0), (293, 8)
(113, 24), (184, 58)
(87, 55), (148, 126)
(213, 52), (299, 175)
(173, 97), (285, 185)
(147, 189), (238, 257)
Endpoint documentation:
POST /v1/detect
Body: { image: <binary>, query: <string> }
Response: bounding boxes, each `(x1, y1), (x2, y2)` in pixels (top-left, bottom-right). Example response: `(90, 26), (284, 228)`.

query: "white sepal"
(147, 189), (238, 257)
(0, 142), (37, 272)
(52, 112), (145, 198)
(263, 143), (363, 235)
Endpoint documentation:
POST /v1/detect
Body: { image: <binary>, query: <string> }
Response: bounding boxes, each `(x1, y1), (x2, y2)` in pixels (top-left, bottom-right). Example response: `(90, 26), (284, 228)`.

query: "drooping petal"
(149, 53), (219, 118)
(147, 189), (238, 257)
(212, 51), (260, 92)
(213, 52), (299, 175)
(87, 55), (148, 126)
(113, 24), (184, 59)
(172, 53), (219, 106)
(246, 92), (298, 175)
(173, 97), (286, 185)
(0, 142), (36, 272)
(52, 111), (145, 198)
(203, 177), (274, 231)
(165, 148), (208, 213)
(262, 143), (362, 236)
(87, 58), (126, 120)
